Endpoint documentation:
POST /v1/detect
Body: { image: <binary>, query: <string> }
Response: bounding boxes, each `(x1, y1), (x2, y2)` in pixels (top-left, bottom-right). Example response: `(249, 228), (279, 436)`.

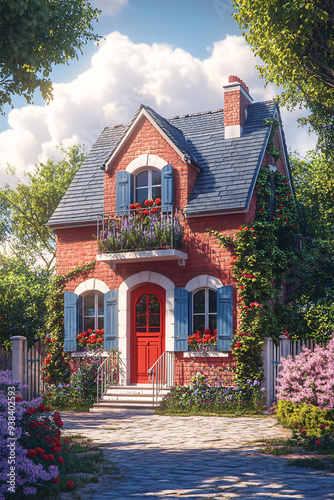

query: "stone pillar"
(10, 336), (27, 386)
(261, 338), (273, 409)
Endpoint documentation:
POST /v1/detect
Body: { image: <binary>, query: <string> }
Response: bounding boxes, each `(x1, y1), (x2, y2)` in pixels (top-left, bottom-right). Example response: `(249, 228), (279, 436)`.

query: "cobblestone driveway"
(61, 412), (334, 500)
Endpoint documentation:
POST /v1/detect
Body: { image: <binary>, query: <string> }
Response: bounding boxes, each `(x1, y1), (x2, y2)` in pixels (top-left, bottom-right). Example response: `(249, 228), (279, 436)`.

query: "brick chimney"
(223, 75), (253, 139)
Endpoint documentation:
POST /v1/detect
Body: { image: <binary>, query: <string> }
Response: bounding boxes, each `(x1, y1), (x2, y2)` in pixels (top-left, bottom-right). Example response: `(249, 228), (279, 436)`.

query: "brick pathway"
(61, 412), (334, 499)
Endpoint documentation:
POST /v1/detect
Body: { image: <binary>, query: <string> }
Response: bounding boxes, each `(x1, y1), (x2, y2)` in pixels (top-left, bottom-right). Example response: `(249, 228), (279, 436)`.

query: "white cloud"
(91, 0), (128, 16)
(0, 31), (315, 185)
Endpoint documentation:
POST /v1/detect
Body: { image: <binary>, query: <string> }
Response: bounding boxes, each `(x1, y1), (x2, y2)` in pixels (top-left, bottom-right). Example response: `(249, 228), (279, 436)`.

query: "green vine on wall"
(209, 122), (300, 382)
(42, 260), (96, 385)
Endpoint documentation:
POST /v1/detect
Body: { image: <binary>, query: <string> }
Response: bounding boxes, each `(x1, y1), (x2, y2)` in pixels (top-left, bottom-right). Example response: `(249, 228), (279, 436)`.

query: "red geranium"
(67, 481), (74, 490)
(155, 198), (161, 206)
(315, 440), (321, 446)
(52, 477), (59, 484)
(57, 457), (65, 463)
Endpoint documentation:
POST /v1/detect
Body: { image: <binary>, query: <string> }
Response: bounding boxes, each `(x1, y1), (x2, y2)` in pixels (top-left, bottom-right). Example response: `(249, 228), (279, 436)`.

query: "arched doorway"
(131, 284), (165, 384)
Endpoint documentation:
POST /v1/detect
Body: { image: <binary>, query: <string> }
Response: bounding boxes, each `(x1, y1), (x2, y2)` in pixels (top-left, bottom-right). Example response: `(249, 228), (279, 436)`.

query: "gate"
(0, 348), (12, 372)
(23, 339), (46, 401)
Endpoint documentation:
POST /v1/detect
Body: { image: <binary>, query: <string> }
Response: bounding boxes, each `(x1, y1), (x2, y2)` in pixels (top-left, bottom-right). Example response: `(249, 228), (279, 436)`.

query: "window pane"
(194, 314), (205, 332)
(152, 171), (161, 186)
(152, 186), (161, 200)
(136, 171), (148, 188)
(136, 302), (146, 314)
(138, 294), (147, 302)
(136, 187), (149, 205)
(98, 316), (104, 330)
(84, 317), (94, 331)
(149, 301), (160, 314)
(84, 292), (95, 317)
(136, 315), (146, 328)
(149, 314), (160, 327)
(98, 292), (104, 316)
(209, 314), (217, 332)
(193, 289), (205, 313)
(209, 290), (217, 313)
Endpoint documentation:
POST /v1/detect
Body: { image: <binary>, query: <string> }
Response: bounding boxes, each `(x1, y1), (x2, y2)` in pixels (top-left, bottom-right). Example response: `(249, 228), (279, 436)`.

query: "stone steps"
(90, 384), (171, 413)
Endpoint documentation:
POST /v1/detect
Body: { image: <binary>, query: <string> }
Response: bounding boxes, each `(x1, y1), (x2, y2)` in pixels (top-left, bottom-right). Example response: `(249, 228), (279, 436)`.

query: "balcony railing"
(97, 205), (185, 253)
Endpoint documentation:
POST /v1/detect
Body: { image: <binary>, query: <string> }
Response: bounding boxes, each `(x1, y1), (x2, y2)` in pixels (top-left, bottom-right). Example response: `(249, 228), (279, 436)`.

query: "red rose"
(259, 208), (264, 212)
(48, 454), (55, 461)
(27, 449), (36, 458)
(57, 457), (65, 463)
(52, 477), (59, 484)
(129, 204), (136, 210)
(144, 199), (151, 206)
(315, 440), (321, 447)
(235, 342), (242, 348)
(151, 207), (157, 213)
(64, 438), (70, 444)
(300, 430), (307, 435)
(67, 481), (74, 490)
(42, 454), (49, 461)
(15, 396), (23, 402)
(143, 209), (149, 216)
(155, 198), (161, 206)
(35, 447), (44, 456)
(320, 423), (326, 430)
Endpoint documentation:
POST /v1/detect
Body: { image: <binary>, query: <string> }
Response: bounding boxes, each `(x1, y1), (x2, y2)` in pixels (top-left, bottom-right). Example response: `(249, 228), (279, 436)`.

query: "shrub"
(43, 355), (101, 411)
(275, 400), (334, 435)
(162, 369), (265, 415)
(0, 370), (64, 499)
(276, 336), (334, 410)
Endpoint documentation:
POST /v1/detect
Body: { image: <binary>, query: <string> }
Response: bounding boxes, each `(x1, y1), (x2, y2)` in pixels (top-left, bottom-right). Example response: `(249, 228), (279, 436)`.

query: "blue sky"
(0, 0), (315, 184)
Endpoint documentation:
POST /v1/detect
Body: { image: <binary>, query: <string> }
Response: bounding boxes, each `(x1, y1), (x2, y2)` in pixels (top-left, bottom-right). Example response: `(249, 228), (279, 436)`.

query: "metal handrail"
(96, 350), (119, 402)
(148, 351), (174, 407)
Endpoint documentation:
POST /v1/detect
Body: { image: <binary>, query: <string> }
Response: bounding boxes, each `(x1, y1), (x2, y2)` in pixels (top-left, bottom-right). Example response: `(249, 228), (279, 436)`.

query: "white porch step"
(89, 384), (171, 413)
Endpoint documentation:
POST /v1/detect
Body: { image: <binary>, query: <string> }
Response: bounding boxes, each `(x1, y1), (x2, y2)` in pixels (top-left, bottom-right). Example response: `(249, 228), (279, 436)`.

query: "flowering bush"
(162, 367), (265, 415)
(291, 424), (334, 454)
(275, 400), (334, 435)
(188, 329), (217, 352)
(0, 370), (70, 499)
(98, 201), (184, 252)
(76, 328), (104, 352)
(43, 356), (101, 411)
(276, 337), (334, 410)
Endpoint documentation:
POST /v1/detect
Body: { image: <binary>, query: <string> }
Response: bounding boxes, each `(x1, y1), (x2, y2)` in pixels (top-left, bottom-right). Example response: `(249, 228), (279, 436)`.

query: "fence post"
(10, 336), (27, 388)
(261, 338), (272, 409)
(279, 335), (291, 359)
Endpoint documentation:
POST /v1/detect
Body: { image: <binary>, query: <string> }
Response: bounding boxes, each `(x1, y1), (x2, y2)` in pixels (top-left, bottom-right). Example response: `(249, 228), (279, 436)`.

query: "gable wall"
(262, 128), (289, 177)
(104, 116), (198, 212)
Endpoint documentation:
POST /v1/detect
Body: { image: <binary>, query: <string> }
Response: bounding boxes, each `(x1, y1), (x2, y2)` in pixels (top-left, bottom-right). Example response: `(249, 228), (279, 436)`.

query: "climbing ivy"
(42, 260), (96, 385)
(209, 121), (300, 382)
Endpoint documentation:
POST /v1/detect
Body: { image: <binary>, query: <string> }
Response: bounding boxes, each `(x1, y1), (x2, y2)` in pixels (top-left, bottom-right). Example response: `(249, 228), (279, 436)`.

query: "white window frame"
(134, 168), (161, 203)
(82, 290), (104, 331)
(192, 287), (217, 332)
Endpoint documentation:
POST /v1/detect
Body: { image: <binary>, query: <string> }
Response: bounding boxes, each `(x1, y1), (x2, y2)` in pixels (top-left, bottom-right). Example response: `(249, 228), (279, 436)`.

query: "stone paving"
(61, 412), (334, 500)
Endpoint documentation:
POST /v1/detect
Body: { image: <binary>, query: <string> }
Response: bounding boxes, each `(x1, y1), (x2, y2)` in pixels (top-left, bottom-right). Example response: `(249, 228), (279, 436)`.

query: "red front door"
(131, 284), (165, 384)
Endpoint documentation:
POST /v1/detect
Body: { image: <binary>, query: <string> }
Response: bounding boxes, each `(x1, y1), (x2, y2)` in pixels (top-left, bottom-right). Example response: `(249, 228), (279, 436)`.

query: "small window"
(82, 291), (104, 331)
(192, 288), (217, 332)
(135, 169), (161, 206)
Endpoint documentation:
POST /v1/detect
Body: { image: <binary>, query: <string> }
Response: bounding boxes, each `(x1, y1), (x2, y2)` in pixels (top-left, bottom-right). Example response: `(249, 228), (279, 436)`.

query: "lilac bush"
(276, 336), (334, 410)
(0, 371), (59, 499)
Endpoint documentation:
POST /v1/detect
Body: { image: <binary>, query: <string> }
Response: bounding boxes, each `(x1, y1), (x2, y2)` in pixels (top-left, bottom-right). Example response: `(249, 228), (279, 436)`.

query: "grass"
(42, 435), (121, 499)
(258, 437), (334, 470)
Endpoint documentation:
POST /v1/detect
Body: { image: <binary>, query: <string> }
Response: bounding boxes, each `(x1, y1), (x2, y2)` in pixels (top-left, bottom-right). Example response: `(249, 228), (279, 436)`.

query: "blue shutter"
(104, 290), (118, 351)
(217, 286), (233, 351)
(161, 164), (174, 211)
(174, 287), (190, 351)
(64, 291), (79, 352)
(116, 171), (133, 215)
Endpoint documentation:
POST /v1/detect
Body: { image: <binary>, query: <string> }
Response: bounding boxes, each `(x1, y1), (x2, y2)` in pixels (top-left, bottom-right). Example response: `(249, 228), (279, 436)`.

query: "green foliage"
(210, 164), (299, 381)
(0, 0), (100, 112)
(0, 257), (51, 350)
(233, 0), (334, 155)
(0, 144), (85, 272)
(42, 260), (96, 385)
(288, 151), (334, 341)
(276, 400), (334, 436)
(43, 357), (100, 411)
(162, 367), (264, 415)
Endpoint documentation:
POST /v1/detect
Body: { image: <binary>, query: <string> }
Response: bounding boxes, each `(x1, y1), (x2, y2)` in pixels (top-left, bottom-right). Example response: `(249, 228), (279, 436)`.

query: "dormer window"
(135, 169), (161, 206)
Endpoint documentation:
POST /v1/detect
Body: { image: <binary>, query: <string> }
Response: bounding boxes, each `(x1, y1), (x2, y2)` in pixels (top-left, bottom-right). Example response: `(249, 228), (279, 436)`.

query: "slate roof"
(48, 100), (279, 227)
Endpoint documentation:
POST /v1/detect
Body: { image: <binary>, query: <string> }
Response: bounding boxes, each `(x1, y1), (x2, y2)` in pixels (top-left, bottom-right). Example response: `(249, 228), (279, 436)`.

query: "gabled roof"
(48, 99), (287, 228)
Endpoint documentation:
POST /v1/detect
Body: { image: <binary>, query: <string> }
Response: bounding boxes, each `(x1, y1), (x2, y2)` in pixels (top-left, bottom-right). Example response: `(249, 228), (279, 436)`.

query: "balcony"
(96, 205), (188, 268)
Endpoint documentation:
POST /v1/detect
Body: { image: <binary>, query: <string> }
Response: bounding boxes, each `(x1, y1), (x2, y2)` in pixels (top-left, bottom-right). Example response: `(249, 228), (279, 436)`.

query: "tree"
(0, 257), (51, 350)
(0, 0), (100, 112)
(288, 151), (334, 340)
(0, 144), (85, 272)
(233, 1), (334, 153)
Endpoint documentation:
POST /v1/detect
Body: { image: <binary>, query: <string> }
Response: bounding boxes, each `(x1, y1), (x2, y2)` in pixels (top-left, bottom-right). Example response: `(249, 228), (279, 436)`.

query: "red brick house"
(48, 76), (293, 390)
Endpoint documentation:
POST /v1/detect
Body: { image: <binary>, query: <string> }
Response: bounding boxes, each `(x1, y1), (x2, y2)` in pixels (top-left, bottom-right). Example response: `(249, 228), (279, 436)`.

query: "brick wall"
(174, 352), (236, 386)
(104, 116), (198, 213)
